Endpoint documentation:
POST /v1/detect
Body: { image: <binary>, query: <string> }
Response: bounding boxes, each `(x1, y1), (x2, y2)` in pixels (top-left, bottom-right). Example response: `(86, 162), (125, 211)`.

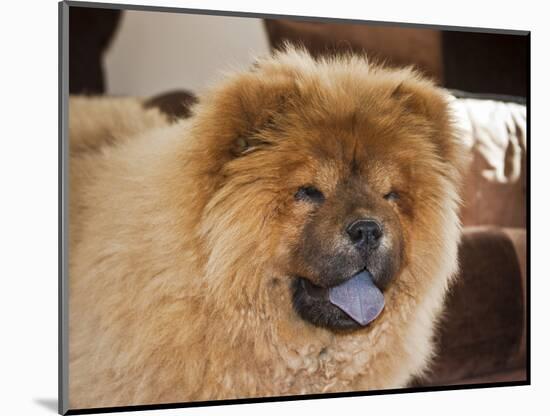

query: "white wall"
(104, 11), (270, 97)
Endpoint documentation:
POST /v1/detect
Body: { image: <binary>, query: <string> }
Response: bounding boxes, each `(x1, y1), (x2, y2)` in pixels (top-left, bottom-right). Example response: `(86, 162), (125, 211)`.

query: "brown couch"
(421, 97), (527, 386)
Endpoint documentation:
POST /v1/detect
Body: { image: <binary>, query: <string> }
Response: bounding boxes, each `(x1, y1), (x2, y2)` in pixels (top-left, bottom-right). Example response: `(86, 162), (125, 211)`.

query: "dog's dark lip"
(298, 277), (327, 299)
(296, 268), (368, 296)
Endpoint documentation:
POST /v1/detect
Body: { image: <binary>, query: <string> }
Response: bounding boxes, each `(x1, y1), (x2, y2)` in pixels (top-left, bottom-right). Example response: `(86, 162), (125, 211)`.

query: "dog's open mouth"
(292, 270), (385, 331)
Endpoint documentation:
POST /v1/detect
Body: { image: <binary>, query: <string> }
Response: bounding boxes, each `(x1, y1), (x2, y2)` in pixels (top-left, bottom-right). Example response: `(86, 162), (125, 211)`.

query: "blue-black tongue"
(328, 270), (385, 326)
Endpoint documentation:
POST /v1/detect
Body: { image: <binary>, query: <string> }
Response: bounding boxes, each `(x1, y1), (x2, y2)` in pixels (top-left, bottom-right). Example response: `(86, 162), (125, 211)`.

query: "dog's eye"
(384, 191), (400, 201)
(295, 186), (325, 203)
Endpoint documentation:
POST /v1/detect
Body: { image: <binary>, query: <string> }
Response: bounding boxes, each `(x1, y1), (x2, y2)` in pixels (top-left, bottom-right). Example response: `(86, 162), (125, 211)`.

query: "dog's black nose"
(346, 219), (383, 249)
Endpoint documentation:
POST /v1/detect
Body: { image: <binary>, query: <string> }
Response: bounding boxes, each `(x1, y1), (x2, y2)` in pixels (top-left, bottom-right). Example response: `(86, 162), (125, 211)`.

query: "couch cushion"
(450, 96), (527, 228)
(418, 227), (526, 386)
(143, 90), (198, 121)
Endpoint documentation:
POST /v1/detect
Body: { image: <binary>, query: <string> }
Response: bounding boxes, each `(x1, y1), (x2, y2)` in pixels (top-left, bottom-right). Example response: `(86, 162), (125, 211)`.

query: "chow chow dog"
(68, 47), (467, 408)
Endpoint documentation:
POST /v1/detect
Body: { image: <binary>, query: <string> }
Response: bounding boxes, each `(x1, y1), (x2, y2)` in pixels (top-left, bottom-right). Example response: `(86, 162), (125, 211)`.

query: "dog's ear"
(391, 81), (441, 119)
(391, 80), (468, 177)
(199, 73), (298, 160)
(231, 77), (297, 157)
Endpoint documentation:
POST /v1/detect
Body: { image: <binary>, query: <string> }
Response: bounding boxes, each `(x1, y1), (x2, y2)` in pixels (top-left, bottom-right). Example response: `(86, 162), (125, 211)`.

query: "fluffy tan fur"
(69, 48), (467, 409)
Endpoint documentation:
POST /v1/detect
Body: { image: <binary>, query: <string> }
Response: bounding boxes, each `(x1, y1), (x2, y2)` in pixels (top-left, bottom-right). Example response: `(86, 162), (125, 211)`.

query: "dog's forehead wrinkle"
(349, 144), (360, 177)
(333, 175), (371, 203)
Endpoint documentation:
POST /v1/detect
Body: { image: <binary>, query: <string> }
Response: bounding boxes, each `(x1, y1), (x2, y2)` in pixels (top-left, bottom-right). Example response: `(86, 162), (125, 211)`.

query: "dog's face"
(267, 108), (450, 331)
(193, 49), (465, 333)
(288, 162), (406, 331)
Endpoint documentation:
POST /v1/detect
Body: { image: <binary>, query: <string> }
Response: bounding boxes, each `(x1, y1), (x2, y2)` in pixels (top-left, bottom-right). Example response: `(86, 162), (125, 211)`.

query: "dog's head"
(188, 47), (466, 332)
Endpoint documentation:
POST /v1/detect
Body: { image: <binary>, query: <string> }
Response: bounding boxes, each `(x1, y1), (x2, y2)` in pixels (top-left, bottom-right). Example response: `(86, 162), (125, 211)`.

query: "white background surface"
(1, 0), (547, 415)
(104, 11), (270, 96)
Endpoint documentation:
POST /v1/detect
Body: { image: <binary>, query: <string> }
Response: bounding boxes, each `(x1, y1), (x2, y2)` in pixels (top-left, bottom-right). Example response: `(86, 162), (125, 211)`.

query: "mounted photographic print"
(59, 1), (529, 414)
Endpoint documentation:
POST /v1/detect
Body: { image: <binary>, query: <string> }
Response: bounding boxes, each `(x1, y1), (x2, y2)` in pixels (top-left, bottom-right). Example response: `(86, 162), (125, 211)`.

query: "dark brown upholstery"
(422, 227), (526, 386)
(263, 19), (528, 97)
(264, 19), (443, 82)
(144, 90), (198, 121)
